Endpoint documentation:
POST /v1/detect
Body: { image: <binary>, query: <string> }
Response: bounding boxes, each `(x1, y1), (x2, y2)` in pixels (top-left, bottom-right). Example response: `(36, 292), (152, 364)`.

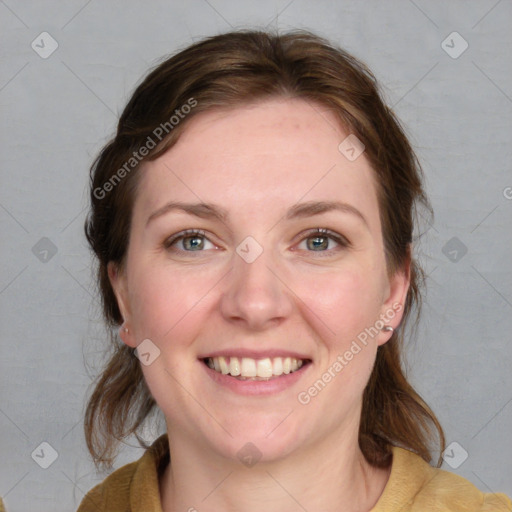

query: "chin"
(205, 413), (307, 465)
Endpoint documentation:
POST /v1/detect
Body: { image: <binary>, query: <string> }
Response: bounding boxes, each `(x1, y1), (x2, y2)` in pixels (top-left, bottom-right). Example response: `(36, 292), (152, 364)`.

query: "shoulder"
(76, 435), (169, 512)
(374, 446), (511, 512)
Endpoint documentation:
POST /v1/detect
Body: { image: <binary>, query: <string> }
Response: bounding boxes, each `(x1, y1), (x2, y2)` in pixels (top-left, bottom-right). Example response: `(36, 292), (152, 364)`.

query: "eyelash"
(163, 228), (350, 256)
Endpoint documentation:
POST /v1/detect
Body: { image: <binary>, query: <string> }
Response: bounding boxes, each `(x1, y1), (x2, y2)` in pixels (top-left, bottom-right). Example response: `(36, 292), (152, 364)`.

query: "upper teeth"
(206, 356), (304, 378)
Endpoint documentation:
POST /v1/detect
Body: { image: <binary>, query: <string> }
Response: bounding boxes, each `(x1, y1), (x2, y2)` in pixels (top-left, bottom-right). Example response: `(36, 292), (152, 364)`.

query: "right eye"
(164, 229), (218, 253)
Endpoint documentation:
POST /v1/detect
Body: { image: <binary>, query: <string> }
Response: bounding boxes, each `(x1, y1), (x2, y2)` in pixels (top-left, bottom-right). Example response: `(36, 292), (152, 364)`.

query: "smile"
(203, 356), (309, 380)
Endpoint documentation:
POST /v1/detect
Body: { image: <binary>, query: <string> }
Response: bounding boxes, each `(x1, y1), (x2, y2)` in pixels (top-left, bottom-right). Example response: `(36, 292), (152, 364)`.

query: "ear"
(377, 245), (412, 346)
(108, 261), (137, 348)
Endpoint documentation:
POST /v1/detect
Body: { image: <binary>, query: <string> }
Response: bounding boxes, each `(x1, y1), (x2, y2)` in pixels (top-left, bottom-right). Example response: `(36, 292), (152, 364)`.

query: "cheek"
(294, 265), (383, 339)
(128, 261), (219, 343)
(290, 265), (383, 396)
(299, 271), (381, 395)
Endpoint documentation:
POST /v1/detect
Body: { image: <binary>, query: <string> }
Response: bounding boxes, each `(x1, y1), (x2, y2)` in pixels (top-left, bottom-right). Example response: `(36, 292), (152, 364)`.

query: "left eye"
(164, 230), (216, 252)
(296, 229), (348, 252)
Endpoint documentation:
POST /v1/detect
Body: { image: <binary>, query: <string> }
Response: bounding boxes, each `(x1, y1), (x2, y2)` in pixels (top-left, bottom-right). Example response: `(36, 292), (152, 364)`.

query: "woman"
(78, 30), (511, 511)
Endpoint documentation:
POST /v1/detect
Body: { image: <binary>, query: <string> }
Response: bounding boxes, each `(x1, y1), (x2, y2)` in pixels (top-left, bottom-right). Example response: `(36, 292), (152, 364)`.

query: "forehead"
(135, 98), (380, 228)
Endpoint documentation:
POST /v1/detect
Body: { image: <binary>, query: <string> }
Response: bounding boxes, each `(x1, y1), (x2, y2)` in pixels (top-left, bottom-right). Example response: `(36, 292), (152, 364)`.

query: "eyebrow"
(146, 201), (229, 226)
(146, 200), (368, 227)
(284, 200), (368, 226)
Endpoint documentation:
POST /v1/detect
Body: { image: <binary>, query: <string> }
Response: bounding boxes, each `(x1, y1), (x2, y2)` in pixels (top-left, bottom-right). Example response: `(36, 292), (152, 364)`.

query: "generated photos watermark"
(93, 97), (198, 200)
(297, 302), (402, 405)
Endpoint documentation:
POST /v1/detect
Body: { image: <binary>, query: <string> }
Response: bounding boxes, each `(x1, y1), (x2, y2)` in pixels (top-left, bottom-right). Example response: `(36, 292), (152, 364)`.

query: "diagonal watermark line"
(202, 0), (234, 28)
(470, 205), (499, 233)
(266, 164), (337, 234)
(470, 265), (512, 308)
(0, 407), (29, 440)
(61, 0), (93, 29)
(470, 470), (512, 509)
(61, 205), (87, 233)
(61, 470), (103, 512)
(408, 0), (439, 28)
(472, 0), (502, 29)
(426, 265), (438, 279)
(2, 471), (29, 499)
(0, 62), (29, 93)
(472, 61), (512, 104)
(0, 202), (29, 233)
(164, 368), (233, 438)
(162, 268), (232, 338)
(0, 0), (29, 27)
(301, 97), (342, 135)
(60, 265), (96, 301)
(265, 409), (294, 438)
(61, 418), (81, 440)
(266, 471), (310, 512)
(419, 216), (438, 235)
(471, 395), (512, 439)
(61, 61), (116, 115)
(0, 265), (28, 296)
(161, 162), (203, 200)
(265, 0), (296, 29)
(265, 265), (336, 335)
(393, 62), (439, 107)
(201, 471), (233, 502)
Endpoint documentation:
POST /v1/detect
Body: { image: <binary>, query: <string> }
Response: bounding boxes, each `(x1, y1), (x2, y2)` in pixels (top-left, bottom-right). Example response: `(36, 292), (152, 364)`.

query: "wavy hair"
(84, 29), (444, 468)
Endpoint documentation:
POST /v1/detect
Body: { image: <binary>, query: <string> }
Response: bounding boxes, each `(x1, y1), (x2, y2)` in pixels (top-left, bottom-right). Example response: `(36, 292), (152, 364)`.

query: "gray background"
(1, 1), (511, 510)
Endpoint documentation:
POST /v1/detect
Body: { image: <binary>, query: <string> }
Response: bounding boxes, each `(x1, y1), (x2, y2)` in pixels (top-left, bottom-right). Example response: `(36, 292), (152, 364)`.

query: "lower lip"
(200, 360), (311, 396)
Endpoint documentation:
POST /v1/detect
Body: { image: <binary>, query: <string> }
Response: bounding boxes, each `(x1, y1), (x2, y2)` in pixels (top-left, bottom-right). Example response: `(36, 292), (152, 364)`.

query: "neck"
(160, 425), (390, 512)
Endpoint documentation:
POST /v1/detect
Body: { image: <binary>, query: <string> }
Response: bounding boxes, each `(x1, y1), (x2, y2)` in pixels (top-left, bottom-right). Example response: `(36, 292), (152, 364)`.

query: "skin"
(109, 98), (410, 512)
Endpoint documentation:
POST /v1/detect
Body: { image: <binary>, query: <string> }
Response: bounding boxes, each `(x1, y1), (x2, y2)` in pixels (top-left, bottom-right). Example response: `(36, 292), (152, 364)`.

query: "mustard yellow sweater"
(77, 435), (511, 511)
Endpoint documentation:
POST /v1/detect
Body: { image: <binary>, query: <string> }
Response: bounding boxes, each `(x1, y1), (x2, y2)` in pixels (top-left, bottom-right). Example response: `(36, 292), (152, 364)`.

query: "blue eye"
(297, 228), (349, 253)
(164, 230), (215, 252)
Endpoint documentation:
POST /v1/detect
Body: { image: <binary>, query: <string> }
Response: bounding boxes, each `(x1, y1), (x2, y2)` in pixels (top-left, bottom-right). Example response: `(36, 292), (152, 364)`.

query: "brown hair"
(84, 29), (444, 468)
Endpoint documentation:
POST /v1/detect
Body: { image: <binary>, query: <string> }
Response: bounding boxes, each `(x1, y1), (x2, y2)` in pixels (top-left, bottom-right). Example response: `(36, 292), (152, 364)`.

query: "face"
(110, 98), (409, 463)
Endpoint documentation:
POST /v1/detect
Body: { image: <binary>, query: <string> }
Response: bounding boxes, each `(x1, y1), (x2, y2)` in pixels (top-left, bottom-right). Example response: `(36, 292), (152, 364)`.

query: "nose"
(220, 245), (293, 331)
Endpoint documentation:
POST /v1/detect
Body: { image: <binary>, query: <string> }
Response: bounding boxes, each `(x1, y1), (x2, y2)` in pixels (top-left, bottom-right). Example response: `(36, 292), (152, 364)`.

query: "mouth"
(201, 356), (312, 381)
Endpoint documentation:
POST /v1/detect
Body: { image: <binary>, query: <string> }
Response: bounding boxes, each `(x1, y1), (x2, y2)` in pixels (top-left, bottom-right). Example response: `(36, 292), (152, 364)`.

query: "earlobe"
(378, 248), (412, 345)
(118, 323), (137, 348)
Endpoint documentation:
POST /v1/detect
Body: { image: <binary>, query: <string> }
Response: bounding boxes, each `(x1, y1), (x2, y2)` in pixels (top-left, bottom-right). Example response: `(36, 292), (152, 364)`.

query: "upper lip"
(198, 349), (312, 360)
